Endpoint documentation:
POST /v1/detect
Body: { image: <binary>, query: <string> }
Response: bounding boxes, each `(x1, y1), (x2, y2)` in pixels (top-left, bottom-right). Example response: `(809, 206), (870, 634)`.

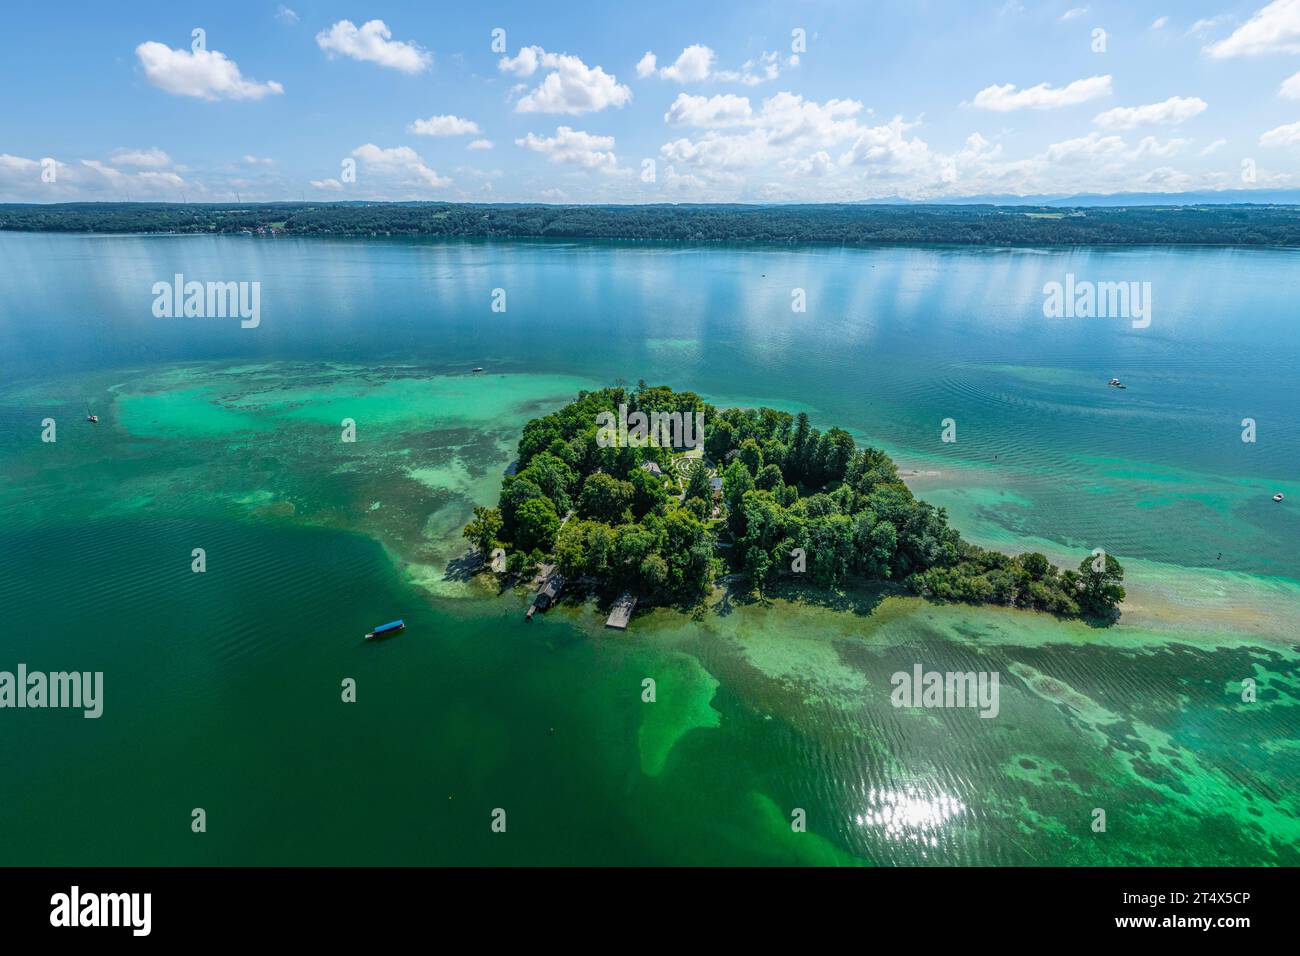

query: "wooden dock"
(605, 592), (637, 630)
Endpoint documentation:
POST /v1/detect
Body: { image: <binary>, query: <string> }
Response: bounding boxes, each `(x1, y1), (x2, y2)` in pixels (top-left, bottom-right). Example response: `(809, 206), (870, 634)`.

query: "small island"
(464, 384), (1125, 626)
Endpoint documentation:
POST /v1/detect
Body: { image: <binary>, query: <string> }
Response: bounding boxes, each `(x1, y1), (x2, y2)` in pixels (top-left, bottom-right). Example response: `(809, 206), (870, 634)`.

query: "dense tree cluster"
(466, 384), (717, 605)
(467, 386), (1125, 621)
(4, 201), (1300, 246)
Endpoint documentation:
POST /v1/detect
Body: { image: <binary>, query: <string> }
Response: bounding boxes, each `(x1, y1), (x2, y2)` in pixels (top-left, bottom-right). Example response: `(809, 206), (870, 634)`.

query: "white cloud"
(660, 92), (867, 176)
(81, 159), (184, 189)
(1282, 70), (1300, 98)
(1200, 137), (1227, 155)
(110, 147), (172, 168)
(500, 46), (541, 76)
(500, 46), (631, 114)
(1151, 16), (1169, 30)
(660, 44), (716, 83)
(780, 151), (835, 177)
(350, 144), (449, 187)
(1044, 131), (1128, 163)
(839, 116), (940, 179)
(664, 93), (753, 127)
(311, 178), (343, 191)
(467, 139), (494, 150)
(1131, 136), (1188, 158)
(1205, 0), (1300, 57)
(1, 152), (200, 201)
(408, 114), (482, 136)
(135, 41), (284, 100)
(1260, 119), (1300, 146)
(516, 126), (618, 170)
(275, 6), (298, 24)
(970, 74), (1112, 110)
(645, 44), (783, 86)
(1188, 16), (1234, 40)
(1093, 95), (1208, 129)
(316, 20), (431, 74)
(717, 51), (782, 86)
(0, 153), (44, 177)
(243, 154), (274, 165)
(1140, 166), (1195, 190)
(1060, 7), (1089, 21)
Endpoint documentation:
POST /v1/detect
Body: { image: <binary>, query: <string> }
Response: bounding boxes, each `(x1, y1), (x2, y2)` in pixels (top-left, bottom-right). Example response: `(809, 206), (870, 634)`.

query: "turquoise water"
(0, 233), (1296, 865)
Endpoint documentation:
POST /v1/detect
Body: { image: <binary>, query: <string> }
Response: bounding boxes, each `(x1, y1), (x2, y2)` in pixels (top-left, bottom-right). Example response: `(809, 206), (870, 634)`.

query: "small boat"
(365, 619), (405, 640)
(1108, 378), (1126, 389)
(471, 367), (485, 374)
(86, 414), (99, 423)
(1274, 493), (1285, 502)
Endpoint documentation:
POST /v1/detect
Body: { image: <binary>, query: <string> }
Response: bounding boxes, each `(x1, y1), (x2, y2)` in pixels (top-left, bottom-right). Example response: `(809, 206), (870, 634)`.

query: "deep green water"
(0, 234), (1296, 865)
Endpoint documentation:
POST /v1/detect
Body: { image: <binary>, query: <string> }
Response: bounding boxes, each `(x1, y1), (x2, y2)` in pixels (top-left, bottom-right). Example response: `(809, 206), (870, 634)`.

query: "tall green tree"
(1077, 552), (1125, 617)
(463, 506), (503, 559)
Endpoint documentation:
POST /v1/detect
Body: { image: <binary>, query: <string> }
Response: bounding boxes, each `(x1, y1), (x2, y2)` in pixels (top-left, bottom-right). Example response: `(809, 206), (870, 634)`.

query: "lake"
(0, 232), (1296, 865)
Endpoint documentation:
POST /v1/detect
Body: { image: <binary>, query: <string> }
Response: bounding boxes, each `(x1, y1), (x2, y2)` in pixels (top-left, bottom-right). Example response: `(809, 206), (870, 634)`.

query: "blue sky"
(3, 0), (1300, 202)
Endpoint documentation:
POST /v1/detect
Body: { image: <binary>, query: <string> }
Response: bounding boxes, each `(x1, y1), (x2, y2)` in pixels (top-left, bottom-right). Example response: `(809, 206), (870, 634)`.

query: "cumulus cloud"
(109, 147), (172, 168)
(467, 139), (494, 150)
(0, 153), (53, 186)
(408, 114), (482, 136)
(970, 74), (1112, 111)
(644, 44), (783, 85)
(316, 20), (431, 74)
(780, 151), (835, 177)
(1200, 137), (1227, 155)
(1044, 131), (1127, 163)
(516, 126), (618, 171)
(660, 92), (868, 177)
(0, 150), (203, 201)
(499, 46), (631, 114)
(1260, 119), (1300, 146)
(660, 44), (715, 83)
(1205, 0), (1300, 57)
(840, 117), (944, 180)
(1093, 95), (1207, 129)
(1131, 135), (1188, 158)
(135, 41), (284, 100)
(664, 92), (753, 127)
(1281, 69), (1300, 98)
(716, 51), (783, 86)
(311, 178), (343, 191)
(350, 144), (449, 187)
(1151, 16), (1169, 30)
(80, 159), (184, 188)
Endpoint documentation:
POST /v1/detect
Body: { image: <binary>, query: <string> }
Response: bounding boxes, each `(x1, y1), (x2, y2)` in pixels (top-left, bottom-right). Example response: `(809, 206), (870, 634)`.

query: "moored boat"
(365, 619), (405, 640)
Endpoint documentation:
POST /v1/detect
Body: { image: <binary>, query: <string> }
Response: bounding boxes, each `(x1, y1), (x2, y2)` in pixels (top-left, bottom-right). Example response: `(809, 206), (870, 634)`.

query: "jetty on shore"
(605, 592), (637, 630)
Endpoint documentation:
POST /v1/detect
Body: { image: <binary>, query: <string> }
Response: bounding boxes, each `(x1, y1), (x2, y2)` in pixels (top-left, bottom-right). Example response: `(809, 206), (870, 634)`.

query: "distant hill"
(2, 200), (1299, 246)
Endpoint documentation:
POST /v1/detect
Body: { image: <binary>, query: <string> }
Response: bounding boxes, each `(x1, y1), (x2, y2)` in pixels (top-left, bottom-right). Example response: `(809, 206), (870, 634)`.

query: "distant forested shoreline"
(3, 201), (1300, 246)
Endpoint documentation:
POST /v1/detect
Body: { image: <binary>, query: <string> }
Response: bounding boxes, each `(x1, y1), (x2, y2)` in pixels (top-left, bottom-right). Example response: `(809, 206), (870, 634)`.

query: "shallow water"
(0, 234), (1296, 865)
